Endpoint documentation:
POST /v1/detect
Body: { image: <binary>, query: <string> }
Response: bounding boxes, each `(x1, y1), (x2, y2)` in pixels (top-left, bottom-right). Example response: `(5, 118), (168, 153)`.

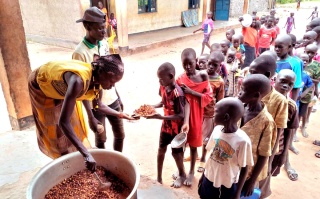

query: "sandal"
(301, 127), (309, 138)
(286, 168), (298, 181)
(313, 140), (320, 146)
(315, 151), (320, 158)
(197, 162), (205, 173)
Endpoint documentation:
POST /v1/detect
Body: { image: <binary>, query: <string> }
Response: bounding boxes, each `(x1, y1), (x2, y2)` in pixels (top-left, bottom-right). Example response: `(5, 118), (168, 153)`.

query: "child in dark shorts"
(297, 53), (314, 138)
(274, 69), (300, 182)
(145, 62), (186, 188)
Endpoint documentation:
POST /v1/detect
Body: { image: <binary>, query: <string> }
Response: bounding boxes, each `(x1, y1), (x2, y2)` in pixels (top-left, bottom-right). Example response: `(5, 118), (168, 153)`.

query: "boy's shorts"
(202, 117), (214, 144)
(299, 102), (309, 117)
(203, 34), (210, 43)
(198, 174), (237, 199)
(159, 132), (183, 153)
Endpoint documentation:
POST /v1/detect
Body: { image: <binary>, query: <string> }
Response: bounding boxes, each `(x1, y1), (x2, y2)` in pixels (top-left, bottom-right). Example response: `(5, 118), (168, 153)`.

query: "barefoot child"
(193, 11), (214, 55)
(238, 74), (277, 197)
(198, 97), (254, 199)
(273, 70), (300, 181)
(197, 51), (225, 173)
(308, 6), (318, 21)
(145, 62), (186, 188)
(225, 48), (239, 97)
(176, 48), (213, 186)
(297, 53), (314, 138)
(249, 54), (288, 198)
(283, 12), (296, 34)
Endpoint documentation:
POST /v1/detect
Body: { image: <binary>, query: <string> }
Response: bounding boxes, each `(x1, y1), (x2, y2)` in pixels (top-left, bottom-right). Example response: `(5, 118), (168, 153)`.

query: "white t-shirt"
(205, 125), (254, 188)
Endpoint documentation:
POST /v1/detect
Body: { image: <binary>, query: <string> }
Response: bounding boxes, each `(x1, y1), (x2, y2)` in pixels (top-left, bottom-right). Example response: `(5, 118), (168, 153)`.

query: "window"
(138, 0), (157, 13)
(188, 0), (200, 9)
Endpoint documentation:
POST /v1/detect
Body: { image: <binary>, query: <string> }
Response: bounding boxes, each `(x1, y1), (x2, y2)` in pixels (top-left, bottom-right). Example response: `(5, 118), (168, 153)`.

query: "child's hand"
(181, 84), (193, 94)
(181, 123), (189, 134)
(145, 113), (162, 119)
(242, 179), (255, 197)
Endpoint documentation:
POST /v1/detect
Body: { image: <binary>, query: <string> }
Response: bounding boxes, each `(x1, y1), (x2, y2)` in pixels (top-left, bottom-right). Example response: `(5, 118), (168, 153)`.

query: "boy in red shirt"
(259, 17), (277, 55)
(145, 62), (186, 188)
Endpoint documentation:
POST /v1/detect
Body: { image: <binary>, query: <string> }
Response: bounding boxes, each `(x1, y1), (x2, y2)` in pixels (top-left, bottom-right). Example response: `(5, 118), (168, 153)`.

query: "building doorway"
(214, 0), (230, 21)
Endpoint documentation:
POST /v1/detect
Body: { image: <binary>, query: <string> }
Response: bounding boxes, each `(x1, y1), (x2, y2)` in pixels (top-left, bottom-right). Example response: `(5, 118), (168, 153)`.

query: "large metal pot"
(27, 149), (140, 199)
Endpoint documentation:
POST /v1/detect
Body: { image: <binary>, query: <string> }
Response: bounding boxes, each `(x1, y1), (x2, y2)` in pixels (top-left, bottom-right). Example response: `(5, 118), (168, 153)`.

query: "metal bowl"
(27, 149), (140, 199)
(171, 132), (187, 148)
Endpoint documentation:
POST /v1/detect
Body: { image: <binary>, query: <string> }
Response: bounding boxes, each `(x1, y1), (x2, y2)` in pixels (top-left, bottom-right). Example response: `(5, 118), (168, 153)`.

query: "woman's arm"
(95, 90), (134, 120)
(59, 72), (96, 171)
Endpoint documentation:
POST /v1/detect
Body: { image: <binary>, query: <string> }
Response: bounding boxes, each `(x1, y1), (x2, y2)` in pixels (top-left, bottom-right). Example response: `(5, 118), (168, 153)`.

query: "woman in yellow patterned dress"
(28, 54), (132, 171)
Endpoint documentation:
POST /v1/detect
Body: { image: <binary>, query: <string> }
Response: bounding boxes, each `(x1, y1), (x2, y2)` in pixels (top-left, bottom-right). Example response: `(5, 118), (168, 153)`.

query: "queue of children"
(139, 10), (320, 199)
(27, 6), (320, 199)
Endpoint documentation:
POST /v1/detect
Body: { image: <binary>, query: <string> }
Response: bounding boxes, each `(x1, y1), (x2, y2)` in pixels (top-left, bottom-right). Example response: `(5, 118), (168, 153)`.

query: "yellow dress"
(28, 60), (97, 159)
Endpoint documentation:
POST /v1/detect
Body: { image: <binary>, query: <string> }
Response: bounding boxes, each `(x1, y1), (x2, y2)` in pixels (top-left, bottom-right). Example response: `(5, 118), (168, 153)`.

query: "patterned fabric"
(240, 105), (277, 181)
(28, 68), (91, 159)
(300, 71), (314, 104)
(286, 17), (294, 33)
(305, 60), (320, 80)
(159, 84), (185, 135)
(182, 9), (199, 27)
(204, 76), (225, 118)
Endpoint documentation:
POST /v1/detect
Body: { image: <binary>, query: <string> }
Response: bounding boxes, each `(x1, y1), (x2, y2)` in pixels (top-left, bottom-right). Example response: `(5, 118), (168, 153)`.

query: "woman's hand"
(84, 153), (96, 172)
(120, 112), (138, 120)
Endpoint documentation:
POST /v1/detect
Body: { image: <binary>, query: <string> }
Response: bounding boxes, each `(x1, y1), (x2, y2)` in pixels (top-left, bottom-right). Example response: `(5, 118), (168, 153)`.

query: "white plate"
(241, 14), (253, 27)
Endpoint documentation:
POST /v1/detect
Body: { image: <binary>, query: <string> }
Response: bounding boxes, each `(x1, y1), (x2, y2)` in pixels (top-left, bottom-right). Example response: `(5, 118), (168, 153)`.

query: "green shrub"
(276, 0), (297, 4)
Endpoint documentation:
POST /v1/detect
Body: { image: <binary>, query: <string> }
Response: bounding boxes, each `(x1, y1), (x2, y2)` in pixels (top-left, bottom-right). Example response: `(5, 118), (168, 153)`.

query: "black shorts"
(198, 174), (237, 199)
(159, 132), (183, 153)
(299, 102), (309, 117)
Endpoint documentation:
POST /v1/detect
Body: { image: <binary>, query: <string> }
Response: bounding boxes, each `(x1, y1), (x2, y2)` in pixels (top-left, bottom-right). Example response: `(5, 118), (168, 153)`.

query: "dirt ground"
(1, 5), (320, 199)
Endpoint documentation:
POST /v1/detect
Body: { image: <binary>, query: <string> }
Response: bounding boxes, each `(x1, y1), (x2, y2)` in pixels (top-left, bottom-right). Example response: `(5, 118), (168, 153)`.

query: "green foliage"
(276, 0), (298, 4)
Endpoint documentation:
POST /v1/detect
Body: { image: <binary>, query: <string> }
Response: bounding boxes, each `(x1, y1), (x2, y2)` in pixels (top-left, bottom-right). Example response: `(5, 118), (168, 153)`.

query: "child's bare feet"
(172, 171), (179, 180)
(289, 146), (299, 155)
(171, 176), (186, 188)
(157, 177), (163, 184)
(183, 173), (194, 186)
